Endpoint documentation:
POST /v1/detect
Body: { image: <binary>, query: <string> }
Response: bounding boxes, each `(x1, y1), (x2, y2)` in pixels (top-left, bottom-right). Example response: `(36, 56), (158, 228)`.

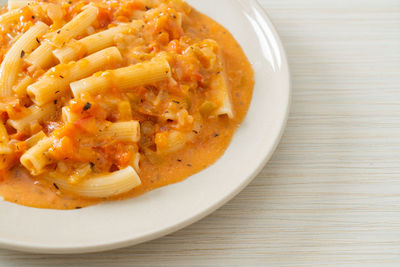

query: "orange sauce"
(0, 6), (254, 210)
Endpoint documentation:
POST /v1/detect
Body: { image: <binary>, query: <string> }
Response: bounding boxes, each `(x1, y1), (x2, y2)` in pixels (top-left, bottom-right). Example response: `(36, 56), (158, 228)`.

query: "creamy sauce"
(0, 9), (254, 210)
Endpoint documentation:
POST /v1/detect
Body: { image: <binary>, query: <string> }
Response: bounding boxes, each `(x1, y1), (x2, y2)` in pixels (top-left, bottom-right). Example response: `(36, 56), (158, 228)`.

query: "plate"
(0, 0), (290, 253)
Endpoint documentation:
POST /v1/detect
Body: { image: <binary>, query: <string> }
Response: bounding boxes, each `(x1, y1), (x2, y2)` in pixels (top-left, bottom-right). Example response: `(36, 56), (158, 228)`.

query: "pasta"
(99, 121), (141, 143)
(0, 0), (254, 209)
(53, 20), (145, 63)
(7, 0), (31, 10)
(71, 56), (171, 97)
(20, 136), (54, 175)
(8, 103), (57, 133)
(0, 21), (48, 97)
(27, 46), (123, 105)
(49, 166), (141, 198)
(25, 5), (99, 70)
(0, 123), (12, 154)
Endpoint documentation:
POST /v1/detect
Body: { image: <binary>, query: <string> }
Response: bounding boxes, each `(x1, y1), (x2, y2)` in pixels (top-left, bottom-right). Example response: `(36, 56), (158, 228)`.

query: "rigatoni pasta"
(0, 0), (254, 210)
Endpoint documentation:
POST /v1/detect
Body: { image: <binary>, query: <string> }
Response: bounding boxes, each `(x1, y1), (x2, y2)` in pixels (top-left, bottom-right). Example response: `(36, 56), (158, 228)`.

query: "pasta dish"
(0, 0), (254, 209)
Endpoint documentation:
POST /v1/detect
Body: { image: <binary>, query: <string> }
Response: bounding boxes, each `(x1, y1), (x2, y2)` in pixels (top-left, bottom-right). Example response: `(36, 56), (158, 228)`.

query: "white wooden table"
(1, 0), (399, 265)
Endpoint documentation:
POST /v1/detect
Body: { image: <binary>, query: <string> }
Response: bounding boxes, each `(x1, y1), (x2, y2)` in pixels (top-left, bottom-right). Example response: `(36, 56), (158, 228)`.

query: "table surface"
(1, 0), (400, 266)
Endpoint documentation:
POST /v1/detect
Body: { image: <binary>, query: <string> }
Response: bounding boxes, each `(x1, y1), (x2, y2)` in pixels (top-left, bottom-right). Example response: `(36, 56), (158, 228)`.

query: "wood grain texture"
(1, 0), (400, 265)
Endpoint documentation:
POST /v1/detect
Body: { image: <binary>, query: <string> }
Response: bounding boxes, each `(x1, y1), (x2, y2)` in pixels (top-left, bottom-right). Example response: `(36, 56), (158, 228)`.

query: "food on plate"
(0, 0), (254, 209)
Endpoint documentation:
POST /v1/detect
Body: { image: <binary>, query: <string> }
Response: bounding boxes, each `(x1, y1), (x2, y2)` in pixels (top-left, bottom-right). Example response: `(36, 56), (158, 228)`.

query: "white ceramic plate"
(0, 0), (290, 253)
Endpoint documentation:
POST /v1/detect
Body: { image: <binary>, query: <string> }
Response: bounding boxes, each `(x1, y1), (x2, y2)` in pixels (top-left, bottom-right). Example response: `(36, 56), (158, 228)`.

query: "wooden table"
(1, 0), (399, 265)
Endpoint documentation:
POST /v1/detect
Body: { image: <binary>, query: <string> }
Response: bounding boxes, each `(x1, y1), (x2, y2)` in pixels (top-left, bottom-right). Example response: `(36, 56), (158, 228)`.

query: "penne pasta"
(0, 8), (20, 25)
(13, 76), (33, 97)
(27, 46), (123, 106)
(71, 57), (171, 97)
(99, 121), (140, 143)
(52, 5), (98, 48)
(25, 5), (99, 70)
(0, 21), (48, 97)
(208, 71), (234, 118)
(25, 41), (56, 71)
(53, 20), (144, 63)
(20, 136), (54, 175)
(0, 123), (12, 154)
(8, 103), (57, 133)
(49, 166), (141, 198)
(25, 130), (46, 148)
(8, 0), (31, 10)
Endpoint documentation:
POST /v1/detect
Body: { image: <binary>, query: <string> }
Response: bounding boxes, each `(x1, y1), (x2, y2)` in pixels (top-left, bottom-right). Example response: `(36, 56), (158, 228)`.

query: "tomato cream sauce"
(0, 8), (254, 209)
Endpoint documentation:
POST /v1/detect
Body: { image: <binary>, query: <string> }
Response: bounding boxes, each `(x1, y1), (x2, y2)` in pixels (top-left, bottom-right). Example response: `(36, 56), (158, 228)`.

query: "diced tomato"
(74, 116), (97, 135)
(97, 7), (113, 28)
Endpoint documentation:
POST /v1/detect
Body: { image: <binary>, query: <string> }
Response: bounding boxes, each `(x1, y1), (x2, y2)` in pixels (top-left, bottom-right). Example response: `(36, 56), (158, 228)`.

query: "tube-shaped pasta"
(52, 5), (98, 47)
(20, 136), (54, 175)
(27, 46), (123, 106)
(25, 130), (46, 148)
(8, 0), (30, 10)
(13, 76), (33, 97)
(50, 166), (141, 198)
(8, 103), (57, 133)
(0, 8), (20, 25)
(99, 121), (140, 143)
(0, 123), (11, 154)
(208, 71), (233, 118)
(53, 20), (144, 63)
(0, 22), (48, 97)
(25, 42), (55, 71)
(25, 5), (98, 70)
(71, 57), (171, 97)
(0, 122), (9, 143)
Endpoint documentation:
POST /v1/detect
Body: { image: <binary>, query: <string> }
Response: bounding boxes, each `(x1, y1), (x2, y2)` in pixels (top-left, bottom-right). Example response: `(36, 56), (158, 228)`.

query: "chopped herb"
(167, 119), (173, 122)
(83, 102), (92, 111)
(213, 133), (219, 138)
(57, 30), (61, 34)
(145, 5), (150, 10)
(193, 130), (199, 134)
(55, 90), (60, 94)
(31, 15), (35, 19)
(59, 75), (64, 79)
(165, 111), (169, 113)
(172, 15), (177, 19)
(53, 183), (59, 190)
(68, 1), (72, 4)
(177, 159), (182, 162)
(36, 37), (40, 44)
(90, 162), (95, 168)
(172, 100), (180, 104)
(187, 164), (192, 167)
(54, 100), (57, 104)
(20, 50), (25, 58)
(75, 206), (82, 209)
